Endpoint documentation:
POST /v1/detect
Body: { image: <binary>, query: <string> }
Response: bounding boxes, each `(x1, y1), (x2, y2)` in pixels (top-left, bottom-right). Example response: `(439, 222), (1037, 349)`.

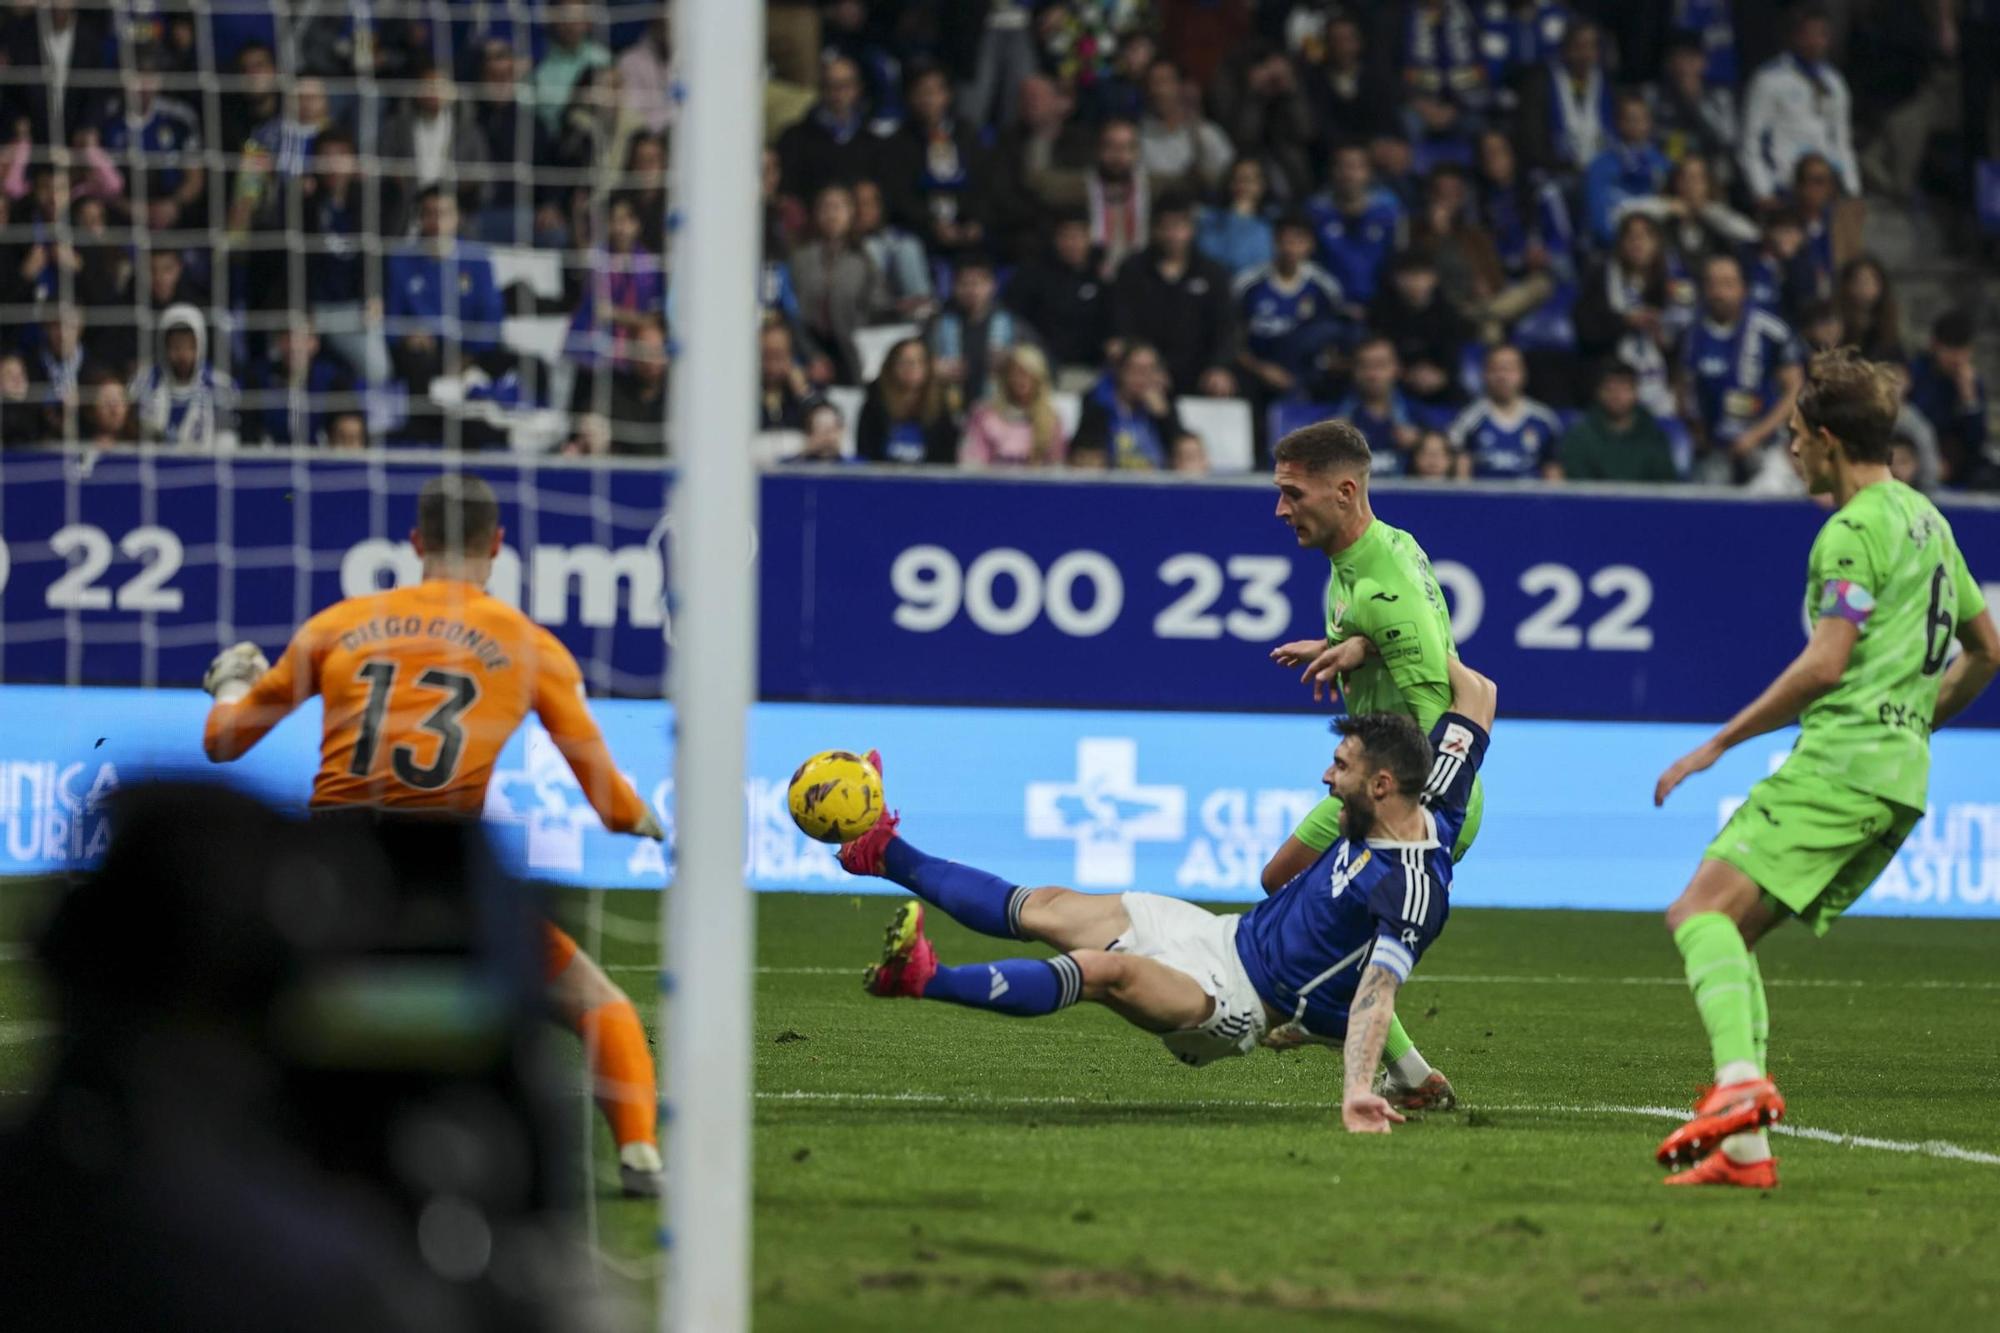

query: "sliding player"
(1266, 418), (1482, 1112)
(841, 656), (1496, 1133)
(201, 474), (669, 1197)
(1653, 350), (2000, 1187)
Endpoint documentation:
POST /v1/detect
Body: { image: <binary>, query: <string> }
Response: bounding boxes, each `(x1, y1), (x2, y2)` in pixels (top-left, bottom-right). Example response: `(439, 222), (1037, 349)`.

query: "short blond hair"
(1797, 348), (1898, 464)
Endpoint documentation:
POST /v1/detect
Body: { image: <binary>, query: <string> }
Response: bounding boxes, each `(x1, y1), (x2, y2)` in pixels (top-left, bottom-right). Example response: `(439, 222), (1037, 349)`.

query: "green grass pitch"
(7, 887), (2000, 1330)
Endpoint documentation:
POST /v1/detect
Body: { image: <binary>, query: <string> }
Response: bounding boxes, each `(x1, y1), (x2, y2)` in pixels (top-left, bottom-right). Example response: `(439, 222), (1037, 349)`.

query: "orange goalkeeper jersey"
(203, 578), (648, 831)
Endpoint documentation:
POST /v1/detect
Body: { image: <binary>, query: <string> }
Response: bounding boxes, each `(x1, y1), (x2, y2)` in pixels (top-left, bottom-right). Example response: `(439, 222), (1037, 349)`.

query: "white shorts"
(1110, 892), (1270, 1067)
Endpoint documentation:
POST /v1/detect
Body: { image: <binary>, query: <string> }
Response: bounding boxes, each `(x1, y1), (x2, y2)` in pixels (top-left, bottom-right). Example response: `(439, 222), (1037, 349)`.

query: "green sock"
(1382, 1014), (1415, 1063)
(1745, 953), (1769, 1075)
(1673, 912), (1759, 1078)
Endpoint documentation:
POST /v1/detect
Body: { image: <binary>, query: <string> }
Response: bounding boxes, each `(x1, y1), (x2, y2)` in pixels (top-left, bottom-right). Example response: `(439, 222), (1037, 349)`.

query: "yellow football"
(786, 750), (884, 844)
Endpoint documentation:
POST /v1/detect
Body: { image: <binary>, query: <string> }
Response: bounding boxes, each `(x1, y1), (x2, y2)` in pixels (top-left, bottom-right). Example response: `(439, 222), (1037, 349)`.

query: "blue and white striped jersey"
(1233, 712), (1490, 1039)
(1448, 396), (1564, 479)
(1683, 307), (1800, 447)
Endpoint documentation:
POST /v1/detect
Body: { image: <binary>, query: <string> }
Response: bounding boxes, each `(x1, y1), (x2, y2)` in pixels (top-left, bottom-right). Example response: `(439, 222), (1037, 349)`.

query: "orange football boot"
(1655, 1078), (1787, 1167)
(1665, 1151), (1779, 1189)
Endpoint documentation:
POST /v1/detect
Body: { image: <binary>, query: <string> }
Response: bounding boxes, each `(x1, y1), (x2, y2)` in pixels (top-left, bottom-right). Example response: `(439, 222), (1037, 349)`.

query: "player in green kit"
(1266, 419), (1484, 1112)
(1653, 350), (2000, 1188)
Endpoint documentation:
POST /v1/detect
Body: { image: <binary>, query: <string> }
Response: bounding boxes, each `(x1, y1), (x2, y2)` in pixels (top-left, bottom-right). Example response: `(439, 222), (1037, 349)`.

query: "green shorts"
(1294, 775), (1483, 861)
(1704, 762), (1922, 936)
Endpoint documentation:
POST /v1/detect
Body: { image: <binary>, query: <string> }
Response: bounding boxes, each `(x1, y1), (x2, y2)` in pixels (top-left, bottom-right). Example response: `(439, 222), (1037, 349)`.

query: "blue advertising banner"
(0, 451), (670, 695)
(4, 454), (1999, 723)
(760, 472), (2000, 724)
(5, 687), (1997, 920)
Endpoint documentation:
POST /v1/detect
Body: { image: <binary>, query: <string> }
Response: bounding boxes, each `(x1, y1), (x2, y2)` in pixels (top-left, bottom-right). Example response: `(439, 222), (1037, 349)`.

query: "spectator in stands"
(857, 337), (956, 464)
(1798, 300), (1843, 353)
(1408, 165), (1511, 335)
(1834, 256), (1906, 365)
(1678, 253), (1803, 485)
(1333, 337), (1424, 472)
(1303, 15), (1394, 141)
(1308, 142), (1403, 313)
(1615, 154), (1757, 271)
(1025, 117), (1181, 276)
(1740, 208), (1820, 326)
(1886, 365), (1944, 493)
(1520, 19), (1612, 174)
(791, 182), (888, 385)
(1576, 213), (1680, 418)
(381, 64), (494, 233)
(598, 317), (670, 456)
(534, 3), (612, 136)
(301, 129), (387, 391)
(1669, 0), (1738, 88)
(1068, 441), (1111, 470)
(1006, 210), (1111, 382)
(1788, 152), (1841, 288)
(133, 303), (238, 449)
(1397, 0), (1487, 110)
(1558, 360), (1680, 482)
(1171, 432), (1210, 475)
(99, 46), (205, 235)
(776, 56), (881, 204)
(1368, 251), (1471, 411)
(762, 146), (807, 259)
(758, 321), (814, 433)
(1583, 93), (1671, 245)
(28, 309), (85, 440)
(1198, 158), (1276, 279)
(615, 17), (676, 136)
(219, 43), (281, 157)
(78, 368), (138, 448)
(1739, 6), (1859, 210)
(927, 253), (1030, 405)
(546, 65), (646, 244)
(143, 246), (205, 316)
(1236, 213), (1346, 403)
(250, 76), (332, 185)
(1207, 39), (1317, 203)
(878, 64), (988, 260)
(470, 37), (539, 244)
(797, 399), (848, 462)
(324, 412), (369, 450)
(1472, 129), (1572, 307)
(245, 318), (352, 447)
(0, 352), (38, 446)
(1906, 311), (1991, 484)
(960, 344), (1069, 467)
(853, 178), (935, 321)
(69, 195), (131, 319)
(1111, 194), (1239, 398)
(1649, 34), (1738, 177)
(5, 0), (114, 145)
(384, 186), (504, 406)
(568, 193), (666, 369)
(1084, 29), (1156, 124)
(1447, 344), (1565, 479)
(1139, 60), (1234, 194)
(1407, 428), (1458, 480)
(1073, 342), (1183, 470)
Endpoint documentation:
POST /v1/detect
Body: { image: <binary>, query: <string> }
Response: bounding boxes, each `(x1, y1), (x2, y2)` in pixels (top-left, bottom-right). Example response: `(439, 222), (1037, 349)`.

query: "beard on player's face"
(1338, 787), (1377, 841)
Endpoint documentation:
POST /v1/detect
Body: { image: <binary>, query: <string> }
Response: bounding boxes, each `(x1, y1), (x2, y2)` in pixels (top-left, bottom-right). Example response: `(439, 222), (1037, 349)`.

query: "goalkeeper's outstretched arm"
(530, 629), (663, 840)
(202, 637), (307, 762)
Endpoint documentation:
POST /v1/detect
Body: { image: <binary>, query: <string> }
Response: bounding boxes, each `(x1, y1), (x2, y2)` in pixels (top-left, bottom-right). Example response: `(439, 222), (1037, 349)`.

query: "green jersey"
(1293, 518), (1484, 855)
(1792, 480), (1985, 811)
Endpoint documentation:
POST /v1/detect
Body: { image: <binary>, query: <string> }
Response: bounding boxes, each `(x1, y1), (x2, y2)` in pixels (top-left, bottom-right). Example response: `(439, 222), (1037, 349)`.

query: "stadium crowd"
(0, 1), (1994, 489)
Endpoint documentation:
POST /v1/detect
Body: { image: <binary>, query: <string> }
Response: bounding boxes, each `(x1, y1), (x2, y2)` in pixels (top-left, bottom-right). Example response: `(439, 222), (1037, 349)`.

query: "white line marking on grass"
(604, 964), (2000, 992)
(0, 1021), (53, 1045)
(754, 1090), (2000, 1166)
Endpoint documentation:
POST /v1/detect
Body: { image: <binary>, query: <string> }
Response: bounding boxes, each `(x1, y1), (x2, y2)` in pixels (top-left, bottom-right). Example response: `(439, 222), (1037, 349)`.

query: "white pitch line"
(604, 964), (2000, 992)
(755, 1089), (2000, 1167)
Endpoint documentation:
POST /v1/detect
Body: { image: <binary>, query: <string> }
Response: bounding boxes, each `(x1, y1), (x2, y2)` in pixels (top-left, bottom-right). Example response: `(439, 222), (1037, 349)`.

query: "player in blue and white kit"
(838, 656), (1497, 1133)
(1447, 344), (1565, 479)
(1678, 252), (1802, 483)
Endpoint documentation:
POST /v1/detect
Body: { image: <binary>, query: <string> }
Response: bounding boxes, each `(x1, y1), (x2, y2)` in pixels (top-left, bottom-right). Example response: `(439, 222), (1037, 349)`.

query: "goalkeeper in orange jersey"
(200, 473), (668, 1197)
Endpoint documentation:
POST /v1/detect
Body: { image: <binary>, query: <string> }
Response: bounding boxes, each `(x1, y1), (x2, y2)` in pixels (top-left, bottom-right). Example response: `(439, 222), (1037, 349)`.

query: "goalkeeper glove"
(633, 807), (666, 842)
(203, 641), (270, 703)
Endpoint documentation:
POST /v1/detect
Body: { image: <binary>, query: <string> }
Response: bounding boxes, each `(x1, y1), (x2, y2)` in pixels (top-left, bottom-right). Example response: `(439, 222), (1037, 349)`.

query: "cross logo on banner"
(1025, 738), (1186, 887)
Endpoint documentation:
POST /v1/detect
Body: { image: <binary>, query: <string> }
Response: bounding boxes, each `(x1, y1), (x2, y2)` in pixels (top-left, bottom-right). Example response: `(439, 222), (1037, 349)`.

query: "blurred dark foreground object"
(0, 783), (619, 1333)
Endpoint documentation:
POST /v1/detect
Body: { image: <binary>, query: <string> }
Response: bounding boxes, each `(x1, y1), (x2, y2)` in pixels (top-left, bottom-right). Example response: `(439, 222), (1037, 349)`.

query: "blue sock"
(921, 955), (1084, 1017)
(883, 838), (1033, 940)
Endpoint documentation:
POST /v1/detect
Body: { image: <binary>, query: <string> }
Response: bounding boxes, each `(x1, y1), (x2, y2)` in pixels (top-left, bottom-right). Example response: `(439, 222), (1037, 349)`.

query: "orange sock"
(579, 998), (658, 1149)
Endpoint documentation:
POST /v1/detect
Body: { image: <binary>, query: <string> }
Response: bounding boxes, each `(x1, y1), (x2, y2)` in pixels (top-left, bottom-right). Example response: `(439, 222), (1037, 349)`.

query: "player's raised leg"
(545, 925), (664, 1197)
(839, 752), (1132, 953)
(863, 900), (1214, 1036)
